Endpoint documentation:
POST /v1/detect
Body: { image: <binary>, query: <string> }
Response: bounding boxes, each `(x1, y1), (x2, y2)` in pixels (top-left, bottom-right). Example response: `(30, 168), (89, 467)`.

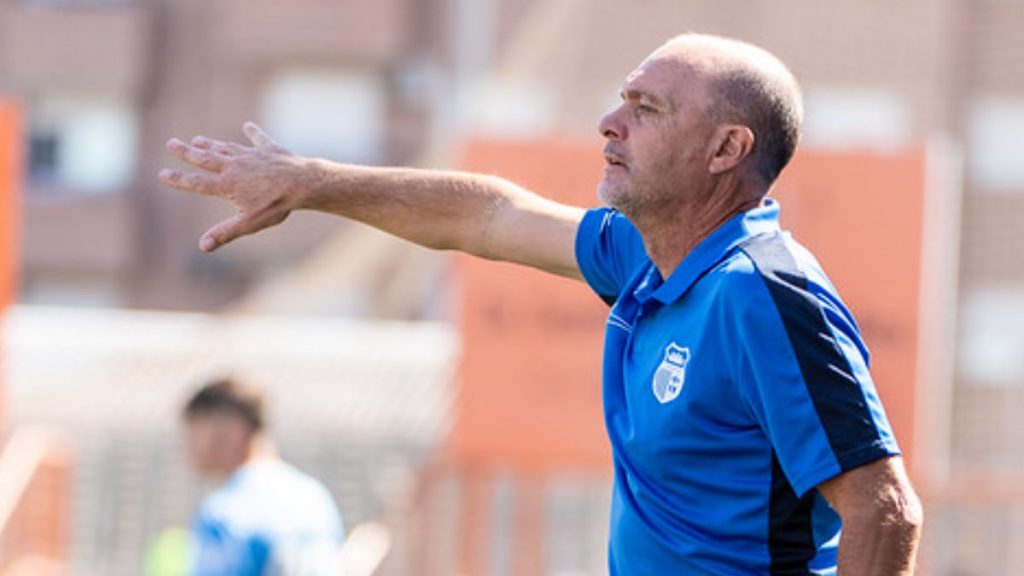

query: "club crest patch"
(652, 342), (690, 404)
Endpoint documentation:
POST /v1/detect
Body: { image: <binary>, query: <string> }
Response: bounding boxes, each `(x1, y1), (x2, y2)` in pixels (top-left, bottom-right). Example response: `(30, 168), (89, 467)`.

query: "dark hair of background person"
(182, 377), (266, 432)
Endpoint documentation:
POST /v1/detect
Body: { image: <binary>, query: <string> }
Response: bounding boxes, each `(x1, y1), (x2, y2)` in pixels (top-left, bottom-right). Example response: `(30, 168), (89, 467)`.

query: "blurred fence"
(1, 306), (457, 575)
(923, 483), (1024, 574)
(398, 461), (611, 576)
(0, 429), (70, 575)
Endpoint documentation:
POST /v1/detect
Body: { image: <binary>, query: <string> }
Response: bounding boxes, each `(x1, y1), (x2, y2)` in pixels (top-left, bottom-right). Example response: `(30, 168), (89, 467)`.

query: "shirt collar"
(637, 199), (782, 305)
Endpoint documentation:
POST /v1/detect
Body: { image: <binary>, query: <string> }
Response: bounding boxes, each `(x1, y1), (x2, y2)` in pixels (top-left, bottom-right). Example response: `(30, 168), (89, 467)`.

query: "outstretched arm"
(160, 122), (585, 279)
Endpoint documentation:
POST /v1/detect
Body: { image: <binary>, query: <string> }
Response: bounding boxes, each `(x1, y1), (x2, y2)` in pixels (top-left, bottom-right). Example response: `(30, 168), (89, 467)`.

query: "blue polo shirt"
(575, 200), (900, 575)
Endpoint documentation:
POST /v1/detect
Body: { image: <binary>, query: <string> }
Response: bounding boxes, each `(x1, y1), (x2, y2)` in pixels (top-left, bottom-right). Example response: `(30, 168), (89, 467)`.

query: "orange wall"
(452, 138), (610, 471)
(0, 100), (21, 428)
(0, 100), (18, 313)
(451, 139), (925, 475)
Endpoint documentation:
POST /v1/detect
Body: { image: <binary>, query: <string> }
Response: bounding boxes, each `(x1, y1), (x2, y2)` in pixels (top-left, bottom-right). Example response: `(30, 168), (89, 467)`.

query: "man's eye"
(637, 104), (656, 114)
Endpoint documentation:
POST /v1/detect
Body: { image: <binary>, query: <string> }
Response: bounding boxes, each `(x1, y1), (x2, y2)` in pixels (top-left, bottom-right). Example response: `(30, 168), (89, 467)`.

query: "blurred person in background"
(162, 33), (921, 574)
(182, 378), (344, 575)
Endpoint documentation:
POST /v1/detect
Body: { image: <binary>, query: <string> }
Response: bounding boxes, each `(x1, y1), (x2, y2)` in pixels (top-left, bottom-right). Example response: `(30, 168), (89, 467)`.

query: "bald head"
(651, 34), (804, 186)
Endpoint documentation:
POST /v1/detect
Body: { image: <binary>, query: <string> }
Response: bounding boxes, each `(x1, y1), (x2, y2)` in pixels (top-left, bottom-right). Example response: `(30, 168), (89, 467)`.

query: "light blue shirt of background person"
(190, 459), (344, 576)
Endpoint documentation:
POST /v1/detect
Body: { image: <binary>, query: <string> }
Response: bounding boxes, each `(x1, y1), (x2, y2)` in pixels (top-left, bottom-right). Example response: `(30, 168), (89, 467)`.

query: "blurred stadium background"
(1, 0), (1023, 574)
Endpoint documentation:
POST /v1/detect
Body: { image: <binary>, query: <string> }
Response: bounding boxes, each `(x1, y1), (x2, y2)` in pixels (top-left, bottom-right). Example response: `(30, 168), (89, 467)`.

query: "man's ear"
(708, 125), (755, 175)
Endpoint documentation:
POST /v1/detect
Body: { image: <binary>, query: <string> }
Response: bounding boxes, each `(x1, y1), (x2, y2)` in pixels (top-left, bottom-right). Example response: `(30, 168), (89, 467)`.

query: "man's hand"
(818, 456), (923, 574)
(160, 122), (585, 278)
(160, 122), (313, 252)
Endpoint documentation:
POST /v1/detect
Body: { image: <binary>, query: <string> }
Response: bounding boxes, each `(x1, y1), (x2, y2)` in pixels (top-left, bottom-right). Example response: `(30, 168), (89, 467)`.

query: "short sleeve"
(575, 208), (649, 303)
(732, 239), (900, 497)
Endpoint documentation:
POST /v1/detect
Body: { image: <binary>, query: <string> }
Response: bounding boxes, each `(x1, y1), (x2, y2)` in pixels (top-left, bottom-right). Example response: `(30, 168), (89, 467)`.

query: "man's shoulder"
(717, 232), (842, 311)
(197, 461), (341, 534)
(728, 232), (866, 355)
(256, 461), (342, 521)
(698, 238), (774, 305)
(242, 460), (333, 500)
(735, 232), (839, 294)
(202, 462), (329, 510)
(699, 232), (843, 324)
(737, 232), (808, 281)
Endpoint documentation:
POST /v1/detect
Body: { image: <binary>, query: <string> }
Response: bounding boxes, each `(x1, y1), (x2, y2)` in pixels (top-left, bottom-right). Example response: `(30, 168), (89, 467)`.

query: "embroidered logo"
(652, 342), (690, 404)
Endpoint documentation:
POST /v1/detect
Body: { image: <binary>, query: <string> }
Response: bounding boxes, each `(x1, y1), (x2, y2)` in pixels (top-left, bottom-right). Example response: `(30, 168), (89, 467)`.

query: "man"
(182, 378), (344, 575)
(162, 34), (922, 574)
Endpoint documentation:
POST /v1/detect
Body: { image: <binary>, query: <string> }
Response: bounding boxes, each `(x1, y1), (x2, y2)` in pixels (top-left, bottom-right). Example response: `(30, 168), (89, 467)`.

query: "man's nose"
(598, 107), (626, 141)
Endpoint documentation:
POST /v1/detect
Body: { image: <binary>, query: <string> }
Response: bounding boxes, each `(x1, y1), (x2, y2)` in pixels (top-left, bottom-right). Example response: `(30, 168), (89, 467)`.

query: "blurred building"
(3, 0), (1024, 574)
(0, 0), (460, 312)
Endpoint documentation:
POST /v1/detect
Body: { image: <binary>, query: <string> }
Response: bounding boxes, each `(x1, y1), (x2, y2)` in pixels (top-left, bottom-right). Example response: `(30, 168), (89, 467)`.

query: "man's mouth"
(604, 153), (629, 170)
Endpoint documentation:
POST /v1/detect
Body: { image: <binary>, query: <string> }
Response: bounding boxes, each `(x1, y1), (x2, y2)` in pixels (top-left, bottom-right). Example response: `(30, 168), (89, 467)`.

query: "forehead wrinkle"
(621, 63), (690, 112)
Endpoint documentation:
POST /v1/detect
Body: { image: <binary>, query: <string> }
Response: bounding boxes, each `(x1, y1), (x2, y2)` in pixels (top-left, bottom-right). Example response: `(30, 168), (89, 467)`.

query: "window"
(261, 70), (386, 164)
(968, 98), (1024, 191)
(959, 288), (1024, 387)
(27, 95), (138, 192)
(801, 86), (912, 152)
(27, 131), (59, 182)
(21, 275), (121, 308)
(473, 78), (554, 138)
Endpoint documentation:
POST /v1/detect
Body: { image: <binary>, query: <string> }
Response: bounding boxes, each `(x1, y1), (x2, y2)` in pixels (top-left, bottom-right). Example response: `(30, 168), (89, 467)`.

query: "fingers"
(192, 136), (247, 157)
(158, 168), (219, 196)
(191, 136), (214, 149)
(166, 138), (227, 172)
(242, 121), (275, 148)
(164, 123), (289, 253)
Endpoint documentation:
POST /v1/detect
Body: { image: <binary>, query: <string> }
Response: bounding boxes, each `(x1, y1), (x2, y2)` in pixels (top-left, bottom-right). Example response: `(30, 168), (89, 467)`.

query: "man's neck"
(635, 186), (764, 279)
(217, 436), (279, 480)
(243, 435), (278, 466)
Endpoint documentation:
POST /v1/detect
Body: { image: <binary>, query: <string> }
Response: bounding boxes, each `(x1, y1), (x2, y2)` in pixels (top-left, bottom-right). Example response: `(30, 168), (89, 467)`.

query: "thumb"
(199, 206), (290, 252)
(199, 213), (255, 252)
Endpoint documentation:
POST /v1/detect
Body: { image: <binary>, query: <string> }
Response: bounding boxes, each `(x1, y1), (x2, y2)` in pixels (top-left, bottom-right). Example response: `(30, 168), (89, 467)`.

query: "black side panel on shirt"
(739, 233), (883, 470)
(769, 452), (816, 574)
(598, 293), (617, 307)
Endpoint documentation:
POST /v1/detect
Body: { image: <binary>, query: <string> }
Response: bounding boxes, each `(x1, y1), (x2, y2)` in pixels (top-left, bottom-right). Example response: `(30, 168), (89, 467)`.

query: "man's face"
(597, 54), (717, 218)
(183, 412), (250, 478)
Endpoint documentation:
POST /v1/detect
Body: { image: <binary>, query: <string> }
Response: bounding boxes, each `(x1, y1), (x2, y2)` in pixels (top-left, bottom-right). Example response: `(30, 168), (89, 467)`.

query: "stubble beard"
(599, 172), (671, 224)
(597, 178), (623, 210)
(598, 171), (648, 216)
